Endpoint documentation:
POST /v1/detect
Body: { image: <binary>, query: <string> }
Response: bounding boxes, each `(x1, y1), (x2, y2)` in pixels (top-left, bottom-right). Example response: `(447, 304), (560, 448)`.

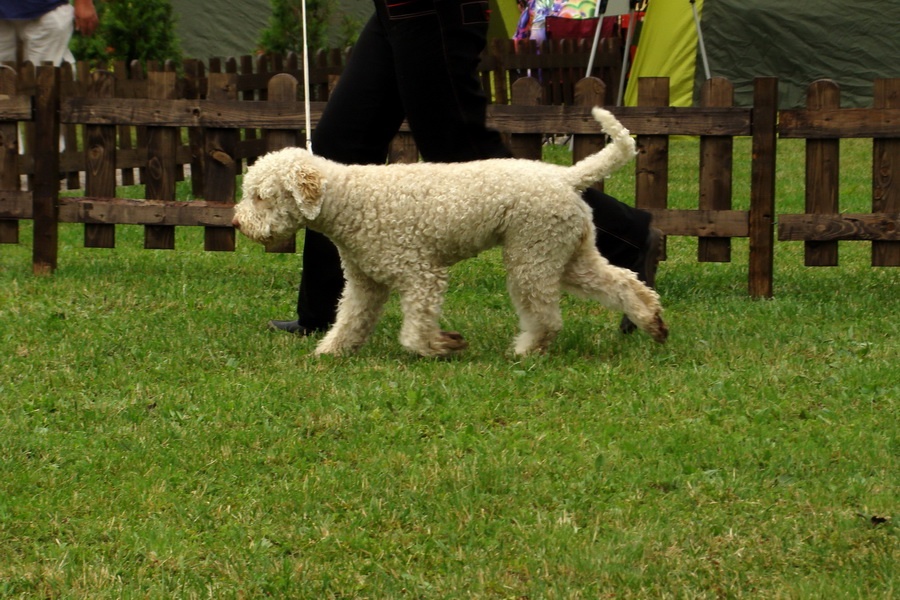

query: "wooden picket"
(83, 70), (116, 248)
(872, 79), (900, 267)
(0, 67), (20, 245)
(698, 77), (735, 263)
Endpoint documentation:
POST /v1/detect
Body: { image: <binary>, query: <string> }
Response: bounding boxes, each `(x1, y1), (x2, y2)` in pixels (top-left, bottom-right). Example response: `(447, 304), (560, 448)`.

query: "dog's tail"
(565, 107), (637, 192)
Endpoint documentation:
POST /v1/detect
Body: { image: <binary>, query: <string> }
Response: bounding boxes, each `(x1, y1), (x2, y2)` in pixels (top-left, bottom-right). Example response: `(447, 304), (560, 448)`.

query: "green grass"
(0, 139), (897, 598)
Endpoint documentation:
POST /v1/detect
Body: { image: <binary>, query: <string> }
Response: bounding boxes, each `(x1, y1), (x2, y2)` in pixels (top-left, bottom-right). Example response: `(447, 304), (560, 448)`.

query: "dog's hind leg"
(507, 277), (564, 355)
(504, 248), (565, 355)
(563, 243), (668, 343)
(397, 269), (468, 357)
(315, 265), (390, 356)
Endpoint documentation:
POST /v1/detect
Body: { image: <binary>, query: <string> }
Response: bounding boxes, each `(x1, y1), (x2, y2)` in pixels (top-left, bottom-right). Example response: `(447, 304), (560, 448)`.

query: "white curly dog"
(232, 108), (667, 357)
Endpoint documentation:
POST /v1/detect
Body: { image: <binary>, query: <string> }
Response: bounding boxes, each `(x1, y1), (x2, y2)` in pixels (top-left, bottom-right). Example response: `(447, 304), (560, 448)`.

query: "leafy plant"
(70, 0), (182, 66)
(258, 0), (330, 54)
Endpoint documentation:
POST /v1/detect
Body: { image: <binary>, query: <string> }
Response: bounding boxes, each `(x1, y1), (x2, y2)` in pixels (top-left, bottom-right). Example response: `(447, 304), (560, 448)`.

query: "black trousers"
(296, 0), (651, 330)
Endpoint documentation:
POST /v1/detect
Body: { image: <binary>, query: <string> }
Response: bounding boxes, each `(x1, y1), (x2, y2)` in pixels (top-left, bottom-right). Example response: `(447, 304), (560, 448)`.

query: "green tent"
(170, 0), (270, 59)
(625, 0), (900, 108)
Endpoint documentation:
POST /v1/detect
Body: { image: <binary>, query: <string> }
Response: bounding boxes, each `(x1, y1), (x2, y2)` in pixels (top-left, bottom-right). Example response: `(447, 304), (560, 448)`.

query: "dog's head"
(232, 148), (326, 244)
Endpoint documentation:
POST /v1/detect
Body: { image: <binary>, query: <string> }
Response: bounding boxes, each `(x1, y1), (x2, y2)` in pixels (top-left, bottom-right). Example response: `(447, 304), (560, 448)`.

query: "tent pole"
(690, 0), (711, 80)
(301, 0), (313, 152)
(585, 0), (609, 78)
(615, 1), (638, 106)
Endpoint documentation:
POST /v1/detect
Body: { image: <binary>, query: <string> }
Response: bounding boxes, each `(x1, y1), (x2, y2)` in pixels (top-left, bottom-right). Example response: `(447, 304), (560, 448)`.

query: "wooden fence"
(777, 79), (900, 268)
(1, 40), (620, 192)
(0, 54), (898, 297)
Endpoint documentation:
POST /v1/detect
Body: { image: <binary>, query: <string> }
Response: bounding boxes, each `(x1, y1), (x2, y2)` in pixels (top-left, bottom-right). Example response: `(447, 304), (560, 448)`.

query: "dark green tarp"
(697, 0), (900, 108)
(170, 0), (269, 59)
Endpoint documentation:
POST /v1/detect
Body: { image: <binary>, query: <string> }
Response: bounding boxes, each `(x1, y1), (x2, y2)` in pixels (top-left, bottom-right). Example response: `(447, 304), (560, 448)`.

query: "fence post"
(183, 58), (206, 198)
(114, 59), (137, 186)
(872, 78), (900, 267)
(598, 37), (623, 106)
(698, 77), (734, 262)
(84, 70), (117, 248)
(264, 73), (300, 254)
(144, 69), (178, 249)
(508, 77), (542, 160)
(749, 77), (778, 298)
(805, 79), (841, 266)
(59, 63), (80, 190)
(314, 49), (331, 102)
(203, 71), (238, 252)
(560, 39), (577, 106)
(0, 66), (19, 244)
(572, 76), (607, 193)
(131, 60), (149, 186)
(636, 77), (669, 259)
(32, 65), (60, 274)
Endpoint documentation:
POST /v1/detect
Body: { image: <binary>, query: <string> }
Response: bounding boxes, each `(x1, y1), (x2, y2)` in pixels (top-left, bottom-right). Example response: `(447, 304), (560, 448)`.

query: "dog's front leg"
(396, 271), (468, 358)
(315, 267), (390, 356)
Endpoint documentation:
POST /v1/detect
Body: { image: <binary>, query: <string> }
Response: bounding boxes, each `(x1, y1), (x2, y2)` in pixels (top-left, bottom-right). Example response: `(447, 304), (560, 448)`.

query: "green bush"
(258, 0), (329, 53)
(70, 0), (182, 66)
(258, 0), (361, 53)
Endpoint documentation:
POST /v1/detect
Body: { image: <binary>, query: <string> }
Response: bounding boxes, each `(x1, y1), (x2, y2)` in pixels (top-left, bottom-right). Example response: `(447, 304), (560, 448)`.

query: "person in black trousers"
(269, 0), (661, 336)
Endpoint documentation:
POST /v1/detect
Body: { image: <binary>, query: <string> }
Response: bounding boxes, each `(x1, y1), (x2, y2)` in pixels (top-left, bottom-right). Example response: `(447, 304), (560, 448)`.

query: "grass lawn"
(0, 138), (897, 598)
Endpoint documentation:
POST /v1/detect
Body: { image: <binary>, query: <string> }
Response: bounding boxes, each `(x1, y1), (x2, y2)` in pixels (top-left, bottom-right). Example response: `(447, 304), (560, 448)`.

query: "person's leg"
(583, 188), (651, 268)
(20, 4), (75, 66)
(309, 14), (406, 164)
(582, 188), (662, 333)
(278, 14), (408, 333)
(381, 0), (510, 162)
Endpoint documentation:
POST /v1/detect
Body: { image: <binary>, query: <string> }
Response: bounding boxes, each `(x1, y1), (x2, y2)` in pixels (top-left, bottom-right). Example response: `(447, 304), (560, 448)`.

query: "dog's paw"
(512, 331), (556, 356)
(313, 345), (348, 357)
(648, 314), (669, 344)
(429, 330), (468, 356)
(314, 338), (358, 357)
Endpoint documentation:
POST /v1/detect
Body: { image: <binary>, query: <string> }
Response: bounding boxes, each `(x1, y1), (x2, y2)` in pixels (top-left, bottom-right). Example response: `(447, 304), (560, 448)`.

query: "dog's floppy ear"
(286, 161), (325, 220)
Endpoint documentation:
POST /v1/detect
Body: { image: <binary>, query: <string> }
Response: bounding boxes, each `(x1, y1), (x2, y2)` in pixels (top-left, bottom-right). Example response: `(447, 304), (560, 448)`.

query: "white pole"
(301, 0), (313, 152)
(615, 5), (637, 106)
(690, 0), (711, 80)
(585, 0), (609, 78)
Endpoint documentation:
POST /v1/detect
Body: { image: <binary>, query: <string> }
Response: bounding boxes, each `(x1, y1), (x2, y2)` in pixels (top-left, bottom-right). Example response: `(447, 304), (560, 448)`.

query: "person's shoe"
(267, 319), (320, 335)
(620, 227), (663, 334)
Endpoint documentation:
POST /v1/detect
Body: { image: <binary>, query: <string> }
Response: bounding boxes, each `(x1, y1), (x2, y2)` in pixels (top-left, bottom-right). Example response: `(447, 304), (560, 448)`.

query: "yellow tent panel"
(489, 0), (521, 39)
(624, 0), (702, 107)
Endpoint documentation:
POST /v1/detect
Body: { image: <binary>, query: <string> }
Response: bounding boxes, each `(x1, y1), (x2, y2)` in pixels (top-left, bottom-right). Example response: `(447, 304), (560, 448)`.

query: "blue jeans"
(296, 0), (649, 330)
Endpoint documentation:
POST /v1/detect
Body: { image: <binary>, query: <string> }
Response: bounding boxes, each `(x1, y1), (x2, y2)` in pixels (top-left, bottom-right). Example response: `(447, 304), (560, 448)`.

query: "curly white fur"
(233, 108), (667, 357)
